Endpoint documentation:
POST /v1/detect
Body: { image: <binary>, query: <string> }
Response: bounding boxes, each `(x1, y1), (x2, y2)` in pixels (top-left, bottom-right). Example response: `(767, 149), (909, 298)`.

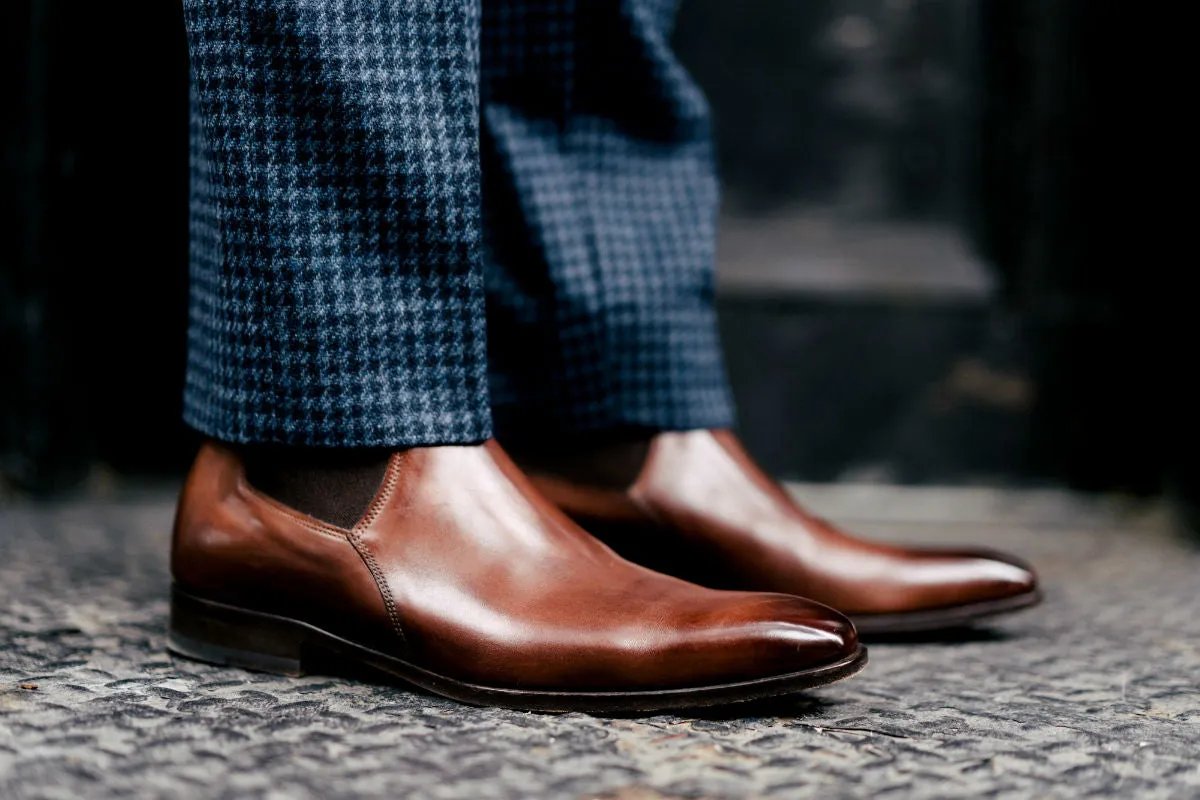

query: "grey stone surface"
(1, 486), (1197, 799)
(716, 216), (992, 300)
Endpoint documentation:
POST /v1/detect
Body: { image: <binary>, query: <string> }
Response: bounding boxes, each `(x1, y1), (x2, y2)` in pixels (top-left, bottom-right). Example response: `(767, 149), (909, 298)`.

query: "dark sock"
(508, 436), (651, 490)
(242, 446), (392, 529)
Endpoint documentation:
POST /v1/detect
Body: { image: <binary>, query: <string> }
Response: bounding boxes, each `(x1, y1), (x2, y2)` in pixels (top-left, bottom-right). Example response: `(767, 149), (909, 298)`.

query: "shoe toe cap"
(701, 593), (860, 680)
(948, 549), (1039, 605)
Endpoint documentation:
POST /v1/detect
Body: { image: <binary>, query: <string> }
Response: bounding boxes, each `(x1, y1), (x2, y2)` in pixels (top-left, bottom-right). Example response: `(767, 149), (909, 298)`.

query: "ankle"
(241, 445), (392, 528)
(508, 435), (652, 490)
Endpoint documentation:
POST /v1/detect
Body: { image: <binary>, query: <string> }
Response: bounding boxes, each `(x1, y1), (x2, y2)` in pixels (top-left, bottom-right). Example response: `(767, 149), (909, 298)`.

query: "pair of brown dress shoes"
(169, 429), (1039, 713)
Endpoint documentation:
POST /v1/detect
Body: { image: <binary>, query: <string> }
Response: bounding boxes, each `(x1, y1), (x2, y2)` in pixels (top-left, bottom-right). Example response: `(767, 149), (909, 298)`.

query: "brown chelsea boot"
(522, 429), (1041, 636)
(168, 439), (866, 712)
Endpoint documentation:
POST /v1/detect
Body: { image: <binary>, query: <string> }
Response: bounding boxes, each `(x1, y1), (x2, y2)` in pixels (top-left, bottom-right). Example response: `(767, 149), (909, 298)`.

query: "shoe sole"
(851, 589), (1043, 636)
(167, 586), (868, 713)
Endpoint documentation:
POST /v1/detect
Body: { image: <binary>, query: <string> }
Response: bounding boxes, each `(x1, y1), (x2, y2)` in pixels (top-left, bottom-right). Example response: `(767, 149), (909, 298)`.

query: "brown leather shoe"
(524, 430), (1041, 636)
(169, 440), (866, 712)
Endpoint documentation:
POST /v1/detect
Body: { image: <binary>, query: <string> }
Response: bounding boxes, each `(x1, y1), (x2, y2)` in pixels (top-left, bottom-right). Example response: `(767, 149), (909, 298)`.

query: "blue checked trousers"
(183, 0), (734, 447)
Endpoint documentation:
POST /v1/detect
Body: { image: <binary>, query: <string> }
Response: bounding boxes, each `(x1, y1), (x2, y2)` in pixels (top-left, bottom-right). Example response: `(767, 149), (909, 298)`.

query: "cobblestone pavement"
(1, 485), (1197, 799)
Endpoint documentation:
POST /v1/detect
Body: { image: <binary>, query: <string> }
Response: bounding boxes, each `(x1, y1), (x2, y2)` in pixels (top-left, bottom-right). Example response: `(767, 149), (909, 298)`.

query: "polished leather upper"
(527, 430), (1038, 616)
(172, 440), (857, 690)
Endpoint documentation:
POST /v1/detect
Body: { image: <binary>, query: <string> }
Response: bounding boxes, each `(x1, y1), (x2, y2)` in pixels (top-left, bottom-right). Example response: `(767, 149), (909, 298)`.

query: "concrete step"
(715, 212), (1028, 485)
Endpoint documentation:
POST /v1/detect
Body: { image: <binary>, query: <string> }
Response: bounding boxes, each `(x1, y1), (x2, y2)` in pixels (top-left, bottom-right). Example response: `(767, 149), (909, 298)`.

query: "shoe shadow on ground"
(285, 624), (1011, 721)
(859, 624), (1012, 645)
(669, 694), (836, 722)
(289, 652), (833, 720)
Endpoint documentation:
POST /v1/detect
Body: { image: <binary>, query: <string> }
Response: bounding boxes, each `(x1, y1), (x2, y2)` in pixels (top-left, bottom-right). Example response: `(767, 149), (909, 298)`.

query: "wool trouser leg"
(481, 0), (735, 446)
(184, 0), (489, 447)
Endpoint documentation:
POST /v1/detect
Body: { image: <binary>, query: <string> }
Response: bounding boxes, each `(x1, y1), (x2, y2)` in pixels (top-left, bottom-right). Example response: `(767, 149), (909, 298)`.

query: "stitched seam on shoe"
(353, 453), (403, 532)
(234, 451), (403, 542)
(348, 535), (407, 650)
(347, 455), (408, 650)
(237, 476), (349, 543)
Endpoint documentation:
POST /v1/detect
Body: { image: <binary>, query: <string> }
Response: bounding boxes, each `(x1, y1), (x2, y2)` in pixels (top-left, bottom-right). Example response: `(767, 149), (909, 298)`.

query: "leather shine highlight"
(172, 440), (859, 692)
(528, 430), (1039, 619)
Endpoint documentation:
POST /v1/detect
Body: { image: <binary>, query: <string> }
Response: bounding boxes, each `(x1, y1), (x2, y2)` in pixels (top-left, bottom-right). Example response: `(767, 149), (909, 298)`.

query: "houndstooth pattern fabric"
(184, 0), (734, 447)
(183, 0), (490, 446)
(481, 0), (734, 445)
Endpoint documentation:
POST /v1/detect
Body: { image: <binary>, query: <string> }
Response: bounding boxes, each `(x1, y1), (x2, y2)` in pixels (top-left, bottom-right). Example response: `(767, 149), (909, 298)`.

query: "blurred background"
(0, 0), (1188, 518)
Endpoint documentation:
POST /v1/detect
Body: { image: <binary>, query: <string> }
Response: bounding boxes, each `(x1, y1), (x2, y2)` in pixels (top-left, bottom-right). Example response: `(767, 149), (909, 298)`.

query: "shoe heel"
(168, 586), (310, 677)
